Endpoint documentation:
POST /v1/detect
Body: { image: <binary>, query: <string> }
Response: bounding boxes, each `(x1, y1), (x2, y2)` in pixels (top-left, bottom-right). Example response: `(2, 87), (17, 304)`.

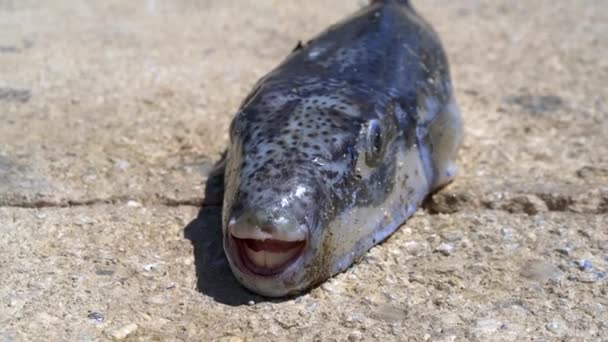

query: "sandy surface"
(1, 0), (607, 341)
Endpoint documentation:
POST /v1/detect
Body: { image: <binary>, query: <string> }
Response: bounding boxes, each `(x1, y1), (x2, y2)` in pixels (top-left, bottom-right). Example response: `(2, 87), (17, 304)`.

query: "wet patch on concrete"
(0, 87), (31, 103)
(0, 154), (26, 179)
(505, 94), (565, 114)
(0, 45), (19, 53)
(0, 154), (58, 207)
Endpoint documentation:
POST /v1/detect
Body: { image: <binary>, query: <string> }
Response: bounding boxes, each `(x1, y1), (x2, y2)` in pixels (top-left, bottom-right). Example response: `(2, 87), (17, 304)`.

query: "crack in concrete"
(0, 196), (203, 209)
(427, 188), (608, 215)
(2, 191), (606, 216)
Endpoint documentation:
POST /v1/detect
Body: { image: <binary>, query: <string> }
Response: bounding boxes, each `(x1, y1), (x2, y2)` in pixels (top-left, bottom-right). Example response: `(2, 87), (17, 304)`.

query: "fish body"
(222, 0), (463, 297)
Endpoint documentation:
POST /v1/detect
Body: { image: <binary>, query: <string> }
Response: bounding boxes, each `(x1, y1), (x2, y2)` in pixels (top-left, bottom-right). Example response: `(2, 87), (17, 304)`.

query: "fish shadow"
(183, 158), (268, 306)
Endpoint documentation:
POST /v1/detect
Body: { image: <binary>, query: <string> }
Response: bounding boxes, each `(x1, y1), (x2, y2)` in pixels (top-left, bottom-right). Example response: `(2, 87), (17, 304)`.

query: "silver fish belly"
(221, 0), (463, 297)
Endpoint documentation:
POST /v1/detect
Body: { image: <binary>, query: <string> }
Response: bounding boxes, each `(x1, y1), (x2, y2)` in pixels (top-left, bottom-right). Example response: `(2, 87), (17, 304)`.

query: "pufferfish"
(221, 0), (463, 297)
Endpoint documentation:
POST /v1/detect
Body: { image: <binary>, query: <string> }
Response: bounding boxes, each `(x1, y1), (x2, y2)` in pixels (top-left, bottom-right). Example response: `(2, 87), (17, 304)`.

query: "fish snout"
(227, 209), (308, 276)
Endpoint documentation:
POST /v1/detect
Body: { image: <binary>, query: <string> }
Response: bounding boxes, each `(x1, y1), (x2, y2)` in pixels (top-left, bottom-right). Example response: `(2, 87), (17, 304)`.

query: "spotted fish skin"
(222, 0), (463, 297)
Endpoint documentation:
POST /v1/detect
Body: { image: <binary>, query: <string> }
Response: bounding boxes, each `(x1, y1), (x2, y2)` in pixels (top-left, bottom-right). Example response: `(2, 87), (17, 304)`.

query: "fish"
(221, 0), (463, 297)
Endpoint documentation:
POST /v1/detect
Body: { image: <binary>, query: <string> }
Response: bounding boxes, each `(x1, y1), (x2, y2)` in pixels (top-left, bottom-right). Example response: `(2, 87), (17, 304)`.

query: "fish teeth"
(244, 245), (301, 270)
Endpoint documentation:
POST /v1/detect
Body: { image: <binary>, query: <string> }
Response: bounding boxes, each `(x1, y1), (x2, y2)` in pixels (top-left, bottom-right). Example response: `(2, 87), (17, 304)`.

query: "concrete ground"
(1, 0), (606, 340)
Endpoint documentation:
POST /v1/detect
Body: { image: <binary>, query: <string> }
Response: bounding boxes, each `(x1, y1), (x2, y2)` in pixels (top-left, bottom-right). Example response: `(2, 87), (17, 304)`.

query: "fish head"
(223, 93), (408, 297)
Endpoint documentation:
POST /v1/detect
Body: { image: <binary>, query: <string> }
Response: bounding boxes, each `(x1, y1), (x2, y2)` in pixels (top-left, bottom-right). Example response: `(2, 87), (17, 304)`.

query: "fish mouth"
(231, 236), (307, 277)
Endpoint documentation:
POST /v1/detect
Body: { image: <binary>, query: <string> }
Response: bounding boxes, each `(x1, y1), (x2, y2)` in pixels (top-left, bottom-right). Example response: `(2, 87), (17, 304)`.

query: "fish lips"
(231, 237), (307, 276)
(224, 233), (314, 296)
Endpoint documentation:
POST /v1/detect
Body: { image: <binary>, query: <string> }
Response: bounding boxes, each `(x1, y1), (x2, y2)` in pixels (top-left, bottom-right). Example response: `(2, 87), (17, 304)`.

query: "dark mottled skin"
(222, 0), (463, 297)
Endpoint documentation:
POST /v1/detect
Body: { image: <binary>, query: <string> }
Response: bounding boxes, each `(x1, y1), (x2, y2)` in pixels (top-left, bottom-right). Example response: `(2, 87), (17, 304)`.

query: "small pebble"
(105, 323), (138, 340)
(87, 311), (105, 323)
(375, 304), (405, 323)
(321, 282), (337, 294)
(113, 160), (130, 170)
(348, 330), (363, 341)
(579, 272), (606, 283)
(217, 336), (245, 342)
(408, 271), (425, 284)
(143, 263), (158, 271)
(76, 216), (96, 226)
(500, 227), (513, 241)
(145, 295), (167, 306)
(403, 240), (422, 255)
(440, 230), (462, 242)
(126, 200), (142, 208)
(344, 311), (364, 325)
(435, 243), (454, 256)
(82, 174), (97, 183)
(389, 248), (402, 256)
(248, 300), (255, 306)
(95, 269), (115, 276)
(435, 335), (457, 342)
(546, 321), (561, 334)
(520, 260), (564, 283)
(475, 318), (502, 334)
(575, 259), (593, 271)
(305, 302), (318, 313)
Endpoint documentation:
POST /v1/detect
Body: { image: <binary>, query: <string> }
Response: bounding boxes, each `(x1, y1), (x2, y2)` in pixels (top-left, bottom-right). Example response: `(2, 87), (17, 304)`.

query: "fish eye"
(365, 119), (384, 166)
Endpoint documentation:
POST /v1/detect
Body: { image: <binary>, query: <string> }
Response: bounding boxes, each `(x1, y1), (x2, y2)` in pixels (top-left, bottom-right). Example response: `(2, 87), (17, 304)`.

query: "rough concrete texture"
(0, 0), (606, 341)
